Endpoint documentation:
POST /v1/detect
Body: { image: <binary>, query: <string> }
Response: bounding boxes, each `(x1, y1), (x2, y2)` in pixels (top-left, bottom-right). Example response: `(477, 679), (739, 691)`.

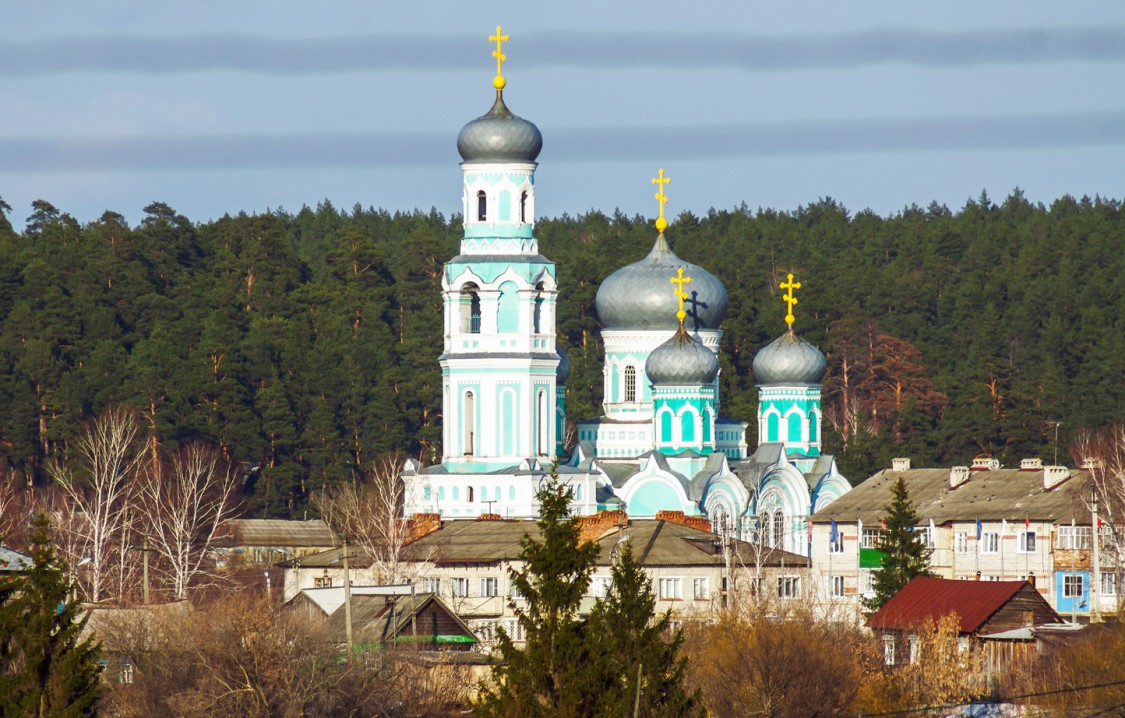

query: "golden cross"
(490, 26), (510, 90)
(671, 267), (692, 325)
(651, 169), (671, 232)
(780, 273), (801, 327)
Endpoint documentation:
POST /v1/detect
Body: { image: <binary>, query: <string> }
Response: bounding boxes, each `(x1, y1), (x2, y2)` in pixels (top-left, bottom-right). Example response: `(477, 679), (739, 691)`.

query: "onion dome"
(457, 93), (542, 163)
(556, 347), (571, 384)
(646, 327), (719, 386)
(595, 234), (728, 332)
(752, 331), (827, 385)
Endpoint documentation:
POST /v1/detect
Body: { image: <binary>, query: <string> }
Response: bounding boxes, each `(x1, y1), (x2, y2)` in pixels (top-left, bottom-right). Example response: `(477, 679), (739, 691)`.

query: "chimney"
(949, 466), (971, 489)
(1043, 465), (1070, 490)
(655, 510), (714, 533)
(1082, 457), (1105, 471)
(892, 458), (911, 472)
(1020, 458), (1043, 471)
(475, 513), (502, 521)
(971, 457), (1000, 471)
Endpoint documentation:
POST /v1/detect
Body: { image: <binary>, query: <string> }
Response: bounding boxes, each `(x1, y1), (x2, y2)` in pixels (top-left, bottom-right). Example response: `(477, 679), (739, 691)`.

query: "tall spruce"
(584, 542), (703, 718)
(476, 475), (600, 718)
(0, 513), (102, 717)
(864, 476), (933, 612)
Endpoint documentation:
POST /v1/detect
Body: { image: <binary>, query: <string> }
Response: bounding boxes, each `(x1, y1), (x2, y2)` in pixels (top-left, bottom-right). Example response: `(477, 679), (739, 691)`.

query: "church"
(401, 28), (851, 556)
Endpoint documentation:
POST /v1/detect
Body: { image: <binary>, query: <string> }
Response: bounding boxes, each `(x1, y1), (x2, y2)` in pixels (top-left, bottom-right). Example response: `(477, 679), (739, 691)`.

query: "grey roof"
(327, 593), (476, 644)
(752, 330), (827, 385)
(595, 233), (728, 332)
(227, 519), (337, 547)
(811, 467), (1095, 524)
(456, 92), (542, 163)
(402, 519), (539, 563)
(646, 327), (719, 386)
(592, 519), (808, 568)
(0, 546), (33, 573)
(286, 585), (414, 616)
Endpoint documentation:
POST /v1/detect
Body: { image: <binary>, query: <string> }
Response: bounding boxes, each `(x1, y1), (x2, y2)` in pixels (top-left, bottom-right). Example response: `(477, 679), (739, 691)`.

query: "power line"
(857, 677), (1125, 716)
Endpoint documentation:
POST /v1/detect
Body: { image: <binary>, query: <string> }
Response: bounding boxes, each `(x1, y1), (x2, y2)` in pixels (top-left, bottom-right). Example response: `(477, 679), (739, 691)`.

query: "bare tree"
(1073, 425), (1125, 612)
(313, 454), (424, 585)
(49, 406), (146, 603)
(0, 470), (19, 542)
(139, 443), (240, 600)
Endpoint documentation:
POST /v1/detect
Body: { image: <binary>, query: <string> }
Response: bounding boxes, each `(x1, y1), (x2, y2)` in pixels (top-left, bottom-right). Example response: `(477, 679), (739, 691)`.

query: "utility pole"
(142, 537), (150, 605)
(342, 535), (354, 660)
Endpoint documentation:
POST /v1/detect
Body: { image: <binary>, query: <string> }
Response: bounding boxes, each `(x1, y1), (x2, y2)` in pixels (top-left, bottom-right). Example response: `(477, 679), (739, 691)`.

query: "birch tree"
(139, 443), (239, 600)
(49, 407), (145, 603)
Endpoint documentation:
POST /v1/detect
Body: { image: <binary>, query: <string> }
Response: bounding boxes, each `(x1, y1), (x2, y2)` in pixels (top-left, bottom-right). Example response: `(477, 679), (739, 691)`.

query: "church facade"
(402, 30), (851, 557)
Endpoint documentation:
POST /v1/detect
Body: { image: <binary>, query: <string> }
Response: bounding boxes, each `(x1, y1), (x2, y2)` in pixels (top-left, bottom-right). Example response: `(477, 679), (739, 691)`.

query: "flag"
(881, 516), (887, 530)
(976, 518), (983, 541)
(830, 518), (838, 543)
(1025, 516), (1030, 530)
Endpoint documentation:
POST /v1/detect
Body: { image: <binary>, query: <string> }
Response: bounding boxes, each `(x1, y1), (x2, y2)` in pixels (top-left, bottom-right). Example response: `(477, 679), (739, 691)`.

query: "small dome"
(752, 331), (827, 385)
(457, 93), (542, 163)
(646, 328), (719, 386)
(595, 233), (728, 332)
(556, 347), (571, 384)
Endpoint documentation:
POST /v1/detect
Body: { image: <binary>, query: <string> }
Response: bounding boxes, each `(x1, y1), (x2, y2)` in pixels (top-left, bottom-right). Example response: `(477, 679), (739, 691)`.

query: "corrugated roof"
(592, 520), (808, 568)
(811, 467), (1092, 524)
(327, 593), (475, 644)
(866, 576), (1032, 633)
(228, 519), (337, 547)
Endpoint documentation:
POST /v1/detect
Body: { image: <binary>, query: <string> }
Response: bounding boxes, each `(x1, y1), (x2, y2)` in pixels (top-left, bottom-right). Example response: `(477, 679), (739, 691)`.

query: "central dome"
(457, 93), (542, 163)
(595, 234), (728, 332)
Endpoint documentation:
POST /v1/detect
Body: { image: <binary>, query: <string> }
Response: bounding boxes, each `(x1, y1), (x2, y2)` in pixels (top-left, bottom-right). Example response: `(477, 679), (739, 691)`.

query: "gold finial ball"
(493, 75), (506, 90)
(655, 217), (668, 232)
(676, 309), (687, 322)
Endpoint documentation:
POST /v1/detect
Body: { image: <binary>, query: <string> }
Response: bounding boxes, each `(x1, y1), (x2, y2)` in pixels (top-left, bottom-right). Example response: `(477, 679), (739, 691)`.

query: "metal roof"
(811, 467), (1093, 525)
(866, 576), (1058, 633)
(327, 593), (476, 644)
(0, 546), (33, 573)
(227, 519), (337, 547)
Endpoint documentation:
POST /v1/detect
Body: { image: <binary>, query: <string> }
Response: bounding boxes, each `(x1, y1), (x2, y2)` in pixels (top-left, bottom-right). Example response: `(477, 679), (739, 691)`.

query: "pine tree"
(584, 542), (703, 718)
(476, 475), (600, 718)
(0, 513), (102, 717)
(864, 477), (933, 612)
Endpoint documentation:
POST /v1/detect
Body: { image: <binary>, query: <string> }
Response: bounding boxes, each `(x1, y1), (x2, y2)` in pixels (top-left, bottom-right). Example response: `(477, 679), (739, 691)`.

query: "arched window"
(537, 390), (548, 456)
(494, 486), (501, 501)
(461, 284), (481, 334)
(467, 486), (474, 502)
(520, 190), (529, 223)
(423, 486), (431, 501)
(660, 411), (673, 444)
(773, 511), (785, 549)
(702, 409), (712, 443)
(681, 411), (695, 443)
(576, 484), (583, 501)
(463, 391), (475, 456)
(508, 485), (516, 501)
(809, 414), (818, 442)
(438, 486), (446, 501)
(766, 413), (779, 443)
(758, 512), (769, 545)
(533, 282), (545, 334)
(476, 190), (487, 221)
(788, 412), (802, 444)
(624, 366), (636, 403)
(452, 486), (460, 501)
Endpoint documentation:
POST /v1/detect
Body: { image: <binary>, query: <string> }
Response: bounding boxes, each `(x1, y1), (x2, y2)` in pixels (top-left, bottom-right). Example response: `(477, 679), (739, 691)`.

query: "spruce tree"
(0, 513), (102, 717)
(584, 542), (703, 718)
(864, 476), (933, 612)
(476, 475), (600, 718)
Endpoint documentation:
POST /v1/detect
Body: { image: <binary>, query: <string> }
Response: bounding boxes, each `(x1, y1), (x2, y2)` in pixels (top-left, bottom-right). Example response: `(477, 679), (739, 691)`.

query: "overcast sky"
(3, 1), (1124, 227)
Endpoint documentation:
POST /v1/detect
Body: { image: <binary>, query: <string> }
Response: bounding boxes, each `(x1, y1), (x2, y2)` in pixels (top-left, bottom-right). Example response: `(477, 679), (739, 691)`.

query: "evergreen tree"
(864, 477), (933, 612)
(476, 476), (600, 717)
(0, 513), (102, 717)
(584, 542), (702, 718)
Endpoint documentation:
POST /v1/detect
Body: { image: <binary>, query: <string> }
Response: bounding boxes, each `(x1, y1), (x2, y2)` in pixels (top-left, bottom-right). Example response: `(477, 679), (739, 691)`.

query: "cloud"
(4, 111), (1125, 173)
(2, 27), (1124, 76)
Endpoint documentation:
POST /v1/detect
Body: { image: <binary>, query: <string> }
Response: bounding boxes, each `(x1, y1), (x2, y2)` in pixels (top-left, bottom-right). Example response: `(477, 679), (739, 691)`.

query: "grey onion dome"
(752, 330), (827, 385)
(645, 327), (720, 386)
(595, 233), (728, 332)
(555, 347), (571, 384)
(456, 92), (543, 163)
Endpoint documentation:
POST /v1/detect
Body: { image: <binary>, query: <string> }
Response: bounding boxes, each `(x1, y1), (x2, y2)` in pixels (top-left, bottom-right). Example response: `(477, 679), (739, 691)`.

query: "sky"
(3, 1), (1125, 227)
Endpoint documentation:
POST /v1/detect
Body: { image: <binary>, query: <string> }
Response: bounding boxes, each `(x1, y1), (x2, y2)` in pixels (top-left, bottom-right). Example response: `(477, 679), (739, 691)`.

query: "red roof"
(866, 576), (1033, 634)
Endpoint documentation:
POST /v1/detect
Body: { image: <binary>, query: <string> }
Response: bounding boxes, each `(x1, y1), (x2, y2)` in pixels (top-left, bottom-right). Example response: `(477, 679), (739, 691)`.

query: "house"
(810, 458), (1113, 621)
(284, 584), (415, 621)
(0, 546), (32, 575)
(215, 518), (337, 567)
(326, 593), (477, 651)
(866, 576), (1062, 677)
(279, 510), (809, 651)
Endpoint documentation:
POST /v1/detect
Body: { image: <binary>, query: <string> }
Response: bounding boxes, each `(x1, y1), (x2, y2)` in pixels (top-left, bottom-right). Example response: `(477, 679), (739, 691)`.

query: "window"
(861, 570), (875, 597)
(509, 581), (523, 600)
(658, 577), (683, 600)
(908, 636), (920, 665)
(624, 366), (636, 403)
(1063, 574), (1084, 598)
(423, 485), (431, 501)
(980, 532), (999, 554)
(1058, 525), (1093, 550)
(773, 512), (785, 550)
(467, 486), (475, 502)
(861, 528), (881, 549)
(533, 282), (545, 333)
(313, 576), (332, 589)
(693, 577), (711, 600)
(451, 578), (469, 597)
(831, 575), (846, 598)
(520, 190), (529, 223)
(1017, 531), (1036, 553)
(462, 391), (475, 456)
(504, 618), (525, 642)
(460, 285), (481, 334)
(1103, 572), (1118, 596)
(422, 577), (440, 594)
(918, 526), (935, 549)
(777, 576), (801, 600)
(591, 576), (612, 598)
(828, 530), (844, 554)
(954, 532), (968, 553)
(476, 190), (487, 221)
(884, 635), (896, 666)
(119, 660), (135, 685)
(481, 577), (498, 597)
(477, 621), (497, 642)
